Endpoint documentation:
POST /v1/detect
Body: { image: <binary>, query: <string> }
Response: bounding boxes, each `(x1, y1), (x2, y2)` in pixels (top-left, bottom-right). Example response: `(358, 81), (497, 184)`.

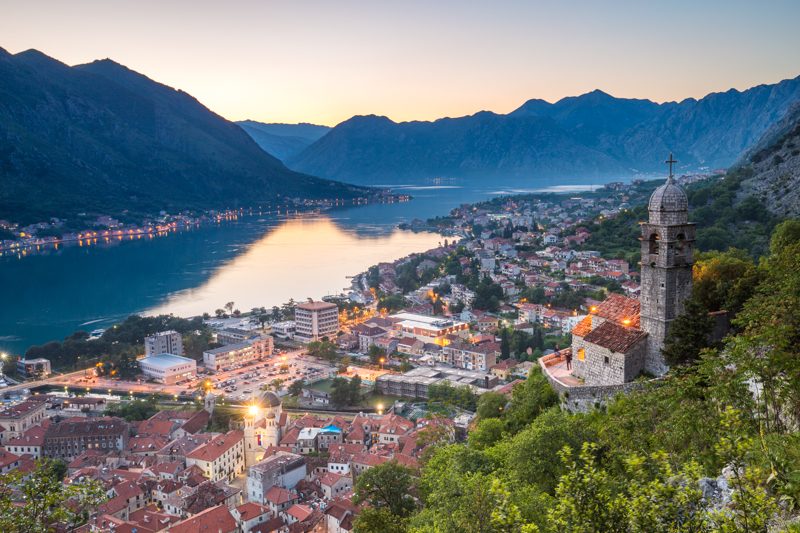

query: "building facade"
(294, 301), (339, 342)
(246, 452), (306, 504)
(202, 337), (273, 372)
(42, 417), (129, 461)
(144, 330), (184, 357)
(138, 353), (197, 384)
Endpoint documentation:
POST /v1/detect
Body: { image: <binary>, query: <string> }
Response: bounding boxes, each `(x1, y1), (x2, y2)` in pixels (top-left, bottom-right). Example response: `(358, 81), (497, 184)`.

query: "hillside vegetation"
(354, 220), (800, 532)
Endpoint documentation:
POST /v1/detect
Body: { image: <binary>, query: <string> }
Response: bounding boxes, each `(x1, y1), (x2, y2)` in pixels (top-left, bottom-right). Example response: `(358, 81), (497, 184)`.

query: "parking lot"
(201, 348), (335, 402)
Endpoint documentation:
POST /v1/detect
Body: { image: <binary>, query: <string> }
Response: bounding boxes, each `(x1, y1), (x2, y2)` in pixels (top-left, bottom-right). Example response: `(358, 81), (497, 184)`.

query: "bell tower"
(639, 154), (695, 375)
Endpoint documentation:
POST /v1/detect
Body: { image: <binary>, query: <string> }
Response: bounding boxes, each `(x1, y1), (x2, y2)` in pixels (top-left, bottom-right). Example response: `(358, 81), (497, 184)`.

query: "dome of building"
(259, 391), (282, 408)
(648, 177), (688, 213)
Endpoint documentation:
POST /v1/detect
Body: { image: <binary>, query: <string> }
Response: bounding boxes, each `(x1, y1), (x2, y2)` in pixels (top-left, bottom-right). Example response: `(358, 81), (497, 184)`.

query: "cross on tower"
(665, 153), (677, 179)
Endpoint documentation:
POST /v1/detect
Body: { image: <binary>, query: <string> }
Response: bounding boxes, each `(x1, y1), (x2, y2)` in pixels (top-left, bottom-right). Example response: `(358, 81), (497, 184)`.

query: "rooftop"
(296, 300), (338, 311)
(139, 353), (196, 369)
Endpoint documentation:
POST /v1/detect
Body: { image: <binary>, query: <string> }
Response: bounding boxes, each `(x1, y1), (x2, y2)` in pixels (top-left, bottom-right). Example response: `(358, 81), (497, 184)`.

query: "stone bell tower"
(639, 154), (695, 376)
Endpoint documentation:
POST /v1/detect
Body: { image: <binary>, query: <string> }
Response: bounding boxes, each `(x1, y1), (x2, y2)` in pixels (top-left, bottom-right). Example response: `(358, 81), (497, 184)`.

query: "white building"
(138, 353), (197, 384)
(203, 337), (273, 372)
(185, 430), (245, 483)
(144, 330), (184, 357)
(271, 321), (296, 339)
(389, 312), (469, 343)
(294, 301), (339, 342)
(247, 452), (306, 505)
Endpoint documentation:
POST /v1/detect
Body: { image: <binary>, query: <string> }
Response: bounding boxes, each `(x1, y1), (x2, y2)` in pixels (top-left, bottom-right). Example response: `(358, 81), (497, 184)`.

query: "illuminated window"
(577, 348), (585, 361)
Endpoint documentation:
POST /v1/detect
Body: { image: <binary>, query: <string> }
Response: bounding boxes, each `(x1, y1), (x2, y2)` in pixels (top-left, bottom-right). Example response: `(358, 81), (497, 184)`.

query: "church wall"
(579, 337), (646, 386)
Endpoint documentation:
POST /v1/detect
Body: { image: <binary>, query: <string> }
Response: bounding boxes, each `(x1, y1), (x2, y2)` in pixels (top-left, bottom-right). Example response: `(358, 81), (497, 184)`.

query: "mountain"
(237, 120), (330, 161)
(0, 48), (368, 224)
(287, 112), (626, 184)
(288, 77), (800, 184)
(736, 101), (800, 217)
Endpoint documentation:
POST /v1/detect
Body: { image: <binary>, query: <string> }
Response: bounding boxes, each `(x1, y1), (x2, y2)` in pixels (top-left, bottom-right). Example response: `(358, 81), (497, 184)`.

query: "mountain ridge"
(288, 75), (800, 184)
(0, 48), (370, 224)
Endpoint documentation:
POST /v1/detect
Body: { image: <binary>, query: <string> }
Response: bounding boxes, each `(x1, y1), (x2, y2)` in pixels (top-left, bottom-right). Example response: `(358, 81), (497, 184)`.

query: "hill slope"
(737, 102), (800, 217)
(288, 77), (800, 184)
(237, 120), (330, 161)
(0, 48), (368, 224)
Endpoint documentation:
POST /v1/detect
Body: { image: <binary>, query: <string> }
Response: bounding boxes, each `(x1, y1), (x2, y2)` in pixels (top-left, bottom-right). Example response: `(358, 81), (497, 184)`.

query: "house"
(264, 486), (298, 516)
(185, 430), (245, 483)
(233, 502), (272, 533)
(490, 358), (519, 381)
(318, 472), (353, 499)
(166, 504), (237, 533)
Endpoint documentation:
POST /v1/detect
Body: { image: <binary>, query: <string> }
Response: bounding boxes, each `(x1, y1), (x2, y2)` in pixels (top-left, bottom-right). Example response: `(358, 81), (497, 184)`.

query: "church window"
(603, 356), (610, 365)
(577, 348), (585, 361)
(648, 233), (660, 255)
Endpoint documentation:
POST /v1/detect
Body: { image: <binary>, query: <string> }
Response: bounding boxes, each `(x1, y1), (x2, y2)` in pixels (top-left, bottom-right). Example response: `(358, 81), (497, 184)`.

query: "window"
(648, 233), (659, 255)
(603, 356), (610, 365)
(577, 348), (585, 361)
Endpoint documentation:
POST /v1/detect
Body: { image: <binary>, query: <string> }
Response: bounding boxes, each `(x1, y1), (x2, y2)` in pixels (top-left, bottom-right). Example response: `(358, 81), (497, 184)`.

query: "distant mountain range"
(0, 48), (369, 224)
(285, 79), (800, 185)
(236, 121), (330, 161)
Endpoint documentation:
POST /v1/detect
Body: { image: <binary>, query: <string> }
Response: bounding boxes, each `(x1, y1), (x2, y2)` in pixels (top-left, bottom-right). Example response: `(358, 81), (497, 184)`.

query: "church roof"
(593, 293), (640, 328)
(649, 177), (688, 213)
(259, 391), (281, 408)
(571, 315), (593, 337)
(583, 321), (647, 353)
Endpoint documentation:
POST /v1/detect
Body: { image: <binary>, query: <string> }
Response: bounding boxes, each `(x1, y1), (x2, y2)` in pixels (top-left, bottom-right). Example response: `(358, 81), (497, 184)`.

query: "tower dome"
(648, 154), (688, 225)
(258, 391), (282, 408)
(648, 177), (688, 214)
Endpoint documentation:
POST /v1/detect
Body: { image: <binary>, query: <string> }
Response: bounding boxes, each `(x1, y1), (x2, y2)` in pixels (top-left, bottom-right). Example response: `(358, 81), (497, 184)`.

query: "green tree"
(288, 379), (305, 396)
(353, 461), (416, 518)
(476, 392), (507, 419)
(0, 459), (106, 532)
(330, 377), (352, 407)
(662, 296), (716, 366)
(350, 375), (363, 404)
(105, 397), (158, 421)
(503, 369), (558, 433)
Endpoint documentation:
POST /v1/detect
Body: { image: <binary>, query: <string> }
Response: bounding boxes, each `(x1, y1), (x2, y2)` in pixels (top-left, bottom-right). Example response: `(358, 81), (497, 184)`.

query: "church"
(242, 391), (290, 466)
(568, 156), (695, 386)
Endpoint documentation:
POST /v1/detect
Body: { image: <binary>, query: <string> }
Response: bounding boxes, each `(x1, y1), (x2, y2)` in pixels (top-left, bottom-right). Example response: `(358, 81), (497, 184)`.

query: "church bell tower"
(639, 154), (695, 375)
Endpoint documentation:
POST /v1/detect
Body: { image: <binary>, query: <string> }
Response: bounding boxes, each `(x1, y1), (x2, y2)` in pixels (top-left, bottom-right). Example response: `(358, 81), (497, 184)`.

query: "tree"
(500, 329), (511, 359)
(349, 375), (362, 405)
(503, 368), (558, 433)
(224, 301), (235, 315)
(476, 392), (507, 419)
(307, 340), (338, 363)
(288, 379), (305, 396)
(0, 459), (106, 532)
(105, 397), (158, 421)
(331, 377), (352, 407)
(353, 507), (409, 533)
(662, 296), (716, 366)
(368, 344), (387, 365)
(353, 461), (416, 518)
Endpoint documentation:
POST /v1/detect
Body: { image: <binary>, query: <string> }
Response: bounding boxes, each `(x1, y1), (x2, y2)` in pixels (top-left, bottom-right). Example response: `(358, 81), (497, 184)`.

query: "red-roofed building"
(185, 430), (244, 483)
(166, 504), (237, 533)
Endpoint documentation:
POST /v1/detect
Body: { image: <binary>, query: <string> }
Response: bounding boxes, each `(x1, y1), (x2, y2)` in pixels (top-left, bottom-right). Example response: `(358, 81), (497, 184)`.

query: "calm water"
(0, 174), (617, 355)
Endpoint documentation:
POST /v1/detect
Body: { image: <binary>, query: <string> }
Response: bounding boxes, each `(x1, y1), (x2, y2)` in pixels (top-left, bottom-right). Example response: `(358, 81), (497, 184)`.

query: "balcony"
(538, 349), (583, 389)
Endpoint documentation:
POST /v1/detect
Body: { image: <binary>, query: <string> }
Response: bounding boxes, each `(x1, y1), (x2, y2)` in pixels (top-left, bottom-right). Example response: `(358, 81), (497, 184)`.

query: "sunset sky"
(3, 0), (799, 126)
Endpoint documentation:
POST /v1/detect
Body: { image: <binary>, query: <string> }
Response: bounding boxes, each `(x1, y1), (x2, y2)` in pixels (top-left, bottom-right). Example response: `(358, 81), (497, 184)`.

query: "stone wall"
(538, 355), (655, 413)
(574, 336), (646, 386)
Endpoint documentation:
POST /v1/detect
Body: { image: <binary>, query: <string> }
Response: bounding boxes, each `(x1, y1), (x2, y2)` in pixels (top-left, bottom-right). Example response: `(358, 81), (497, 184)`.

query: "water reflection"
(146, 216), (441, 318)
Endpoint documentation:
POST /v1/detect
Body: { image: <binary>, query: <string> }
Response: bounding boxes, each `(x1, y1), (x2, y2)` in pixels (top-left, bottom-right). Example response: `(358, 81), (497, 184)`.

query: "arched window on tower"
(648, 233), (660, 255)
(675, 233), (686, 262)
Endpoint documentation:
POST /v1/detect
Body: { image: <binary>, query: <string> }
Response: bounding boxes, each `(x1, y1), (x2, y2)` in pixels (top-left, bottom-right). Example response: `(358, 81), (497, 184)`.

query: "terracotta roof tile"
(583, 321), (647, 353)
(592, 293), (640, 327)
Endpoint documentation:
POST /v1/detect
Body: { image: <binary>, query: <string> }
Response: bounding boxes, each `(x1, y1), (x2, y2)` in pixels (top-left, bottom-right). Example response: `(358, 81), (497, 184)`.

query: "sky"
(2, 1), (800, 126)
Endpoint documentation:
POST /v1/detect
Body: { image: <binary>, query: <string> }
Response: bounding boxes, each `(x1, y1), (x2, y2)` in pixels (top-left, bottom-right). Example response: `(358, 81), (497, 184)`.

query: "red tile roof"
(593, 293), (640, 328)
(185, 430), (242, 462)
(583, 321), (647, 353)
(571, 315), (594, 337)
(265, 486), (297, 505)
(167, 504), (237, 533)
